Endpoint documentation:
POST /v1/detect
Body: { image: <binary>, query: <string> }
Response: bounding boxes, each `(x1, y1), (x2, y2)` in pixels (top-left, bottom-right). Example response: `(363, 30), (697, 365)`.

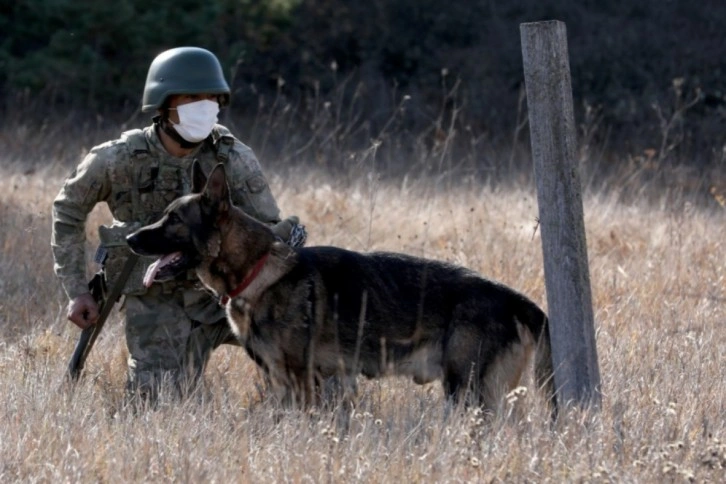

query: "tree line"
(3, 0), (725, 169)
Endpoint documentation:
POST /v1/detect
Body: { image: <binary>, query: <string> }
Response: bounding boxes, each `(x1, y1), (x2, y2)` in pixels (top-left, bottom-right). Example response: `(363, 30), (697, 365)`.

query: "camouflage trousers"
(122, 284), (239, 402)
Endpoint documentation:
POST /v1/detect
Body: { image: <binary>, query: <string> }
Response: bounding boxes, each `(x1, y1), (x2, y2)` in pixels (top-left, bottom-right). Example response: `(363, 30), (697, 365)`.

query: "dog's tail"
(519, 301), (558, 419)
(535, 314), (558, 419)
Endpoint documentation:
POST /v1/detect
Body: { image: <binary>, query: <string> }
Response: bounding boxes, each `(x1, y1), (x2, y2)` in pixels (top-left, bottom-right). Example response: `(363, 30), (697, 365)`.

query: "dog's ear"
(191, 160), (207, 194)
(204, 163), (231, 213)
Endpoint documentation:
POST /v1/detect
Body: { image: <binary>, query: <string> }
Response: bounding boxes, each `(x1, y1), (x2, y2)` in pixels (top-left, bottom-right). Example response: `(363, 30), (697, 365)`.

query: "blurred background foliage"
(2, 0), (726, 173)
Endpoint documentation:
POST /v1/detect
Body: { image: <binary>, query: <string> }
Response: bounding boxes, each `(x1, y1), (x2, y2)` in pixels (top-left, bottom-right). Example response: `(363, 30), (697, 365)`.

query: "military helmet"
(142, 47), (231, 112)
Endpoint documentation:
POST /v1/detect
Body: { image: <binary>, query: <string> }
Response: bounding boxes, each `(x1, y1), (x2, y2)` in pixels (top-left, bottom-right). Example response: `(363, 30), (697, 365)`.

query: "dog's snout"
(126, 232), (141, 251)
(126, 231), (154, 256)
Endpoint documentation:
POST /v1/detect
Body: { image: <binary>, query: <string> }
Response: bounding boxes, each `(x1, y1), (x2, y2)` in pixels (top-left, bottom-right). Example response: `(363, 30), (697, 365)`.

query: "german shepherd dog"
(127, 162), (556, 414)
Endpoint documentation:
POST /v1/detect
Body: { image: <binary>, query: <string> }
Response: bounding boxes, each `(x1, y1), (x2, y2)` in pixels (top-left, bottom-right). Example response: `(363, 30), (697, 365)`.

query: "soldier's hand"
(67, 292), (100, 329)
(272, 216), (307, 248)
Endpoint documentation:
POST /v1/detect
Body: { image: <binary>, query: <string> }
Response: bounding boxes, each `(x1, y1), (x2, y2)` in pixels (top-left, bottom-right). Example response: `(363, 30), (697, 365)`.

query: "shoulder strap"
(210, 125), (235, 163)
(119, 128), (156, 221)
(120, 129), (150, 159)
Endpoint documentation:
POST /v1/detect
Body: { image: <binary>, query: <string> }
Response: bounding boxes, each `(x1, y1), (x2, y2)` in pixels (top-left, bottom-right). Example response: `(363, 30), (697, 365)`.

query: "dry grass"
(0, 128), (724, 482)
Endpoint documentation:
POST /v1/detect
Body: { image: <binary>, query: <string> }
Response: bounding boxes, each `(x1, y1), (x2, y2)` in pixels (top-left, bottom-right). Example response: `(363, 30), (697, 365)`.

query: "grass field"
(0, 122), (724, 482)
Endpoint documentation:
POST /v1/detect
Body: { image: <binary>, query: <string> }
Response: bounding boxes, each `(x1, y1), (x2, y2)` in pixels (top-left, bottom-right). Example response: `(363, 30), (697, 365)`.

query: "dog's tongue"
(143, 252), (183, 287)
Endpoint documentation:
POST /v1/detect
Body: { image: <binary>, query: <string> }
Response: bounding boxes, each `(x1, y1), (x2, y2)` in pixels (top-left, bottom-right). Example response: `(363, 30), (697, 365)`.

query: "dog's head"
(126, 161), (240, 287)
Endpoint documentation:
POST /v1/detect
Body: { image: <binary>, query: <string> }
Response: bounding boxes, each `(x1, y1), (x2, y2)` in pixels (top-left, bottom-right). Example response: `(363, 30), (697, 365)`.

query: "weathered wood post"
(520, 20), (602, 409)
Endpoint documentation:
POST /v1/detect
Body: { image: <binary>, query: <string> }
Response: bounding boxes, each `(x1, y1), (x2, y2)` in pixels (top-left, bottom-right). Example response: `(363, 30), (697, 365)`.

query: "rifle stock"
(66, 254), (139, 381)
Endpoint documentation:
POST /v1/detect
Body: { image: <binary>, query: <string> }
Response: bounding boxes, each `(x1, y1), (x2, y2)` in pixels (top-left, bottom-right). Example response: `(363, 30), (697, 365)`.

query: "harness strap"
(122, 128), (150, 158)
(121, 129), (153, 223)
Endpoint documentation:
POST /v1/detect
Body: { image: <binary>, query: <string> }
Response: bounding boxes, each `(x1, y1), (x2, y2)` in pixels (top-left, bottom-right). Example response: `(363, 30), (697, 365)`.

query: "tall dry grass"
(0, 114), (724, 482)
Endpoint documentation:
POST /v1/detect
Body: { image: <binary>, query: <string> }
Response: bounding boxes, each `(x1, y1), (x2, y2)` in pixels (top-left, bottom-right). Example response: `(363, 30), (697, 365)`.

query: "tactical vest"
(119, 125), (234, 225)
(100, 125), (235, 295)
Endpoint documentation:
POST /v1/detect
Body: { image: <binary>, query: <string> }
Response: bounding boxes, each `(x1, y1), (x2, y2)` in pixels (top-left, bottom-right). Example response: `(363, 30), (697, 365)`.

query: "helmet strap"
(156, 114), (204, 150)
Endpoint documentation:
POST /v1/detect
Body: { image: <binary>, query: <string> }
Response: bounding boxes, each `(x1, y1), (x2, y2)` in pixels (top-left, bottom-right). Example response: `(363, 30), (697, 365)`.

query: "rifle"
(66, 254), (139, 381)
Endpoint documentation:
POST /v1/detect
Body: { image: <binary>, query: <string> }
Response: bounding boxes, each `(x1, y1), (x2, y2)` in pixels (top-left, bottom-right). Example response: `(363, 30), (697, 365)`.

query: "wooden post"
(520, 20), (602, 409)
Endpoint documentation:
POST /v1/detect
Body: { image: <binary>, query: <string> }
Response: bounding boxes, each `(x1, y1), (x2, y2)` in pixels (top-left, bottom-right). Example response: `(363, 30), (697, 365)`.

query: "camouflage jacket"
(51, 123), (281, 299)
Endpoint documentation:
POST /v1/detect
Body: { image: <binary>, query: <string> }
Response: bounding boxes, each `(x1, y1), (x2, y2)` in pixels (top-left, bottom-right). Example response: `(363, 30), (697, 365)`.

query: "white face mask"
(170, 99), (219, 142)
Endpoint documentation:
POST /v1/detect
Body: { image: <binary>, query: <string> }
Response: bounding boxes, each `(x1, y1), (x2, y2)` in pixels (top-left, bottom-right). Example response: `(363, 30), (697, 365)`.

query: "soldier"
(52, 46), (306, 402)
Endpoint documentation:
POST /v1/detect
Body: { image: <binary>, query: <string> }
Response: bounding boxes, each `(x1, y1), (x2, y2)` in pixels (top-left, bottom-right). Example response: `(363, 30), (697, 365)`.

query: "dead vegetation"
(0, 119), (724, 481)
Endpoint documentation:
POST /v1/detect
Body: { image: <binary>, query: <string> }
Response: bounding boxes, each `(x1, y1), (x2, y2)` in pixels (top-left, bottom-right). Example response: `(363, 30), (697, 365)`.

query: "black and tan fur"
(127, 162), (557, 414)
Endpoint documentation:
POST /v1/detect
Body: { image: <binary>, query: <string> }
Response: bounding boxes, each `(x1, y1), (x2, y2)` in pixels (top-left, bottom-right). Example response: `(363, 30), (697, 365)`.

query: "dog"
(127, 162), (557, 414)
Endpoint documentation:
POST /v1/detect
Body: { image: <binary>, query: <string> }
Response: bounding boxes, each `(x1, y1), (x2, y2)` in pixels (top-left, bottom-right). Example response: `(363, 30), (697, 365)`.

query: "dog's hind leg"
(442, 367), (468, 404)
(441, 327), (485, 408)
(476, 321), (535, 414)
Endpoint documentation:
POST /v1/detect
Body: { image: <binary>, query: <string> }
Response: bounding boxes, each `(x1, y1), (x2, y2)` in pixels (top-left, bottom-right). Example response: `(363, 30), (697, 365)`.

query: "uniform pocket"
(240, 173), (279, 222)
(156, 165), (184, 207)
(245, 174), (267, 194)
(109, 190), (133, 222)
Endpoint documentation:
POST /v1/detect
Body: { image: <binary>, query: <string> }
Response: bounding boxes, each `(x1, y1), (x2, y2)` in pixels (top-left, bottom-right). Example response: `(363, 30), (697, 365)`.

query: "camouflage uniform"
(52, 122), (282, 399)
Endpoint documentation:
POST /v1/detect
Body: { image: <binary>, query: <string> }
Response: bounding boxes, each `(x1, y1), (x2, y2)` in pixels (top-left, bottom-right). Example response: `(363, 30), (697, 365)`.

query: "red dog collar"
(220, 253), (269, 305)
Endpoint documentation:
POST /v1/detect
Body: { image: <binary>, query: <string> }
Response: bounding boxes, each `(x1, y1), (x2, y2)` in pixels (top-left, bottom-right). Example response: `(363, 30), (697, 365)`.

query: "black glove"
(271, 216), (307, 248)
